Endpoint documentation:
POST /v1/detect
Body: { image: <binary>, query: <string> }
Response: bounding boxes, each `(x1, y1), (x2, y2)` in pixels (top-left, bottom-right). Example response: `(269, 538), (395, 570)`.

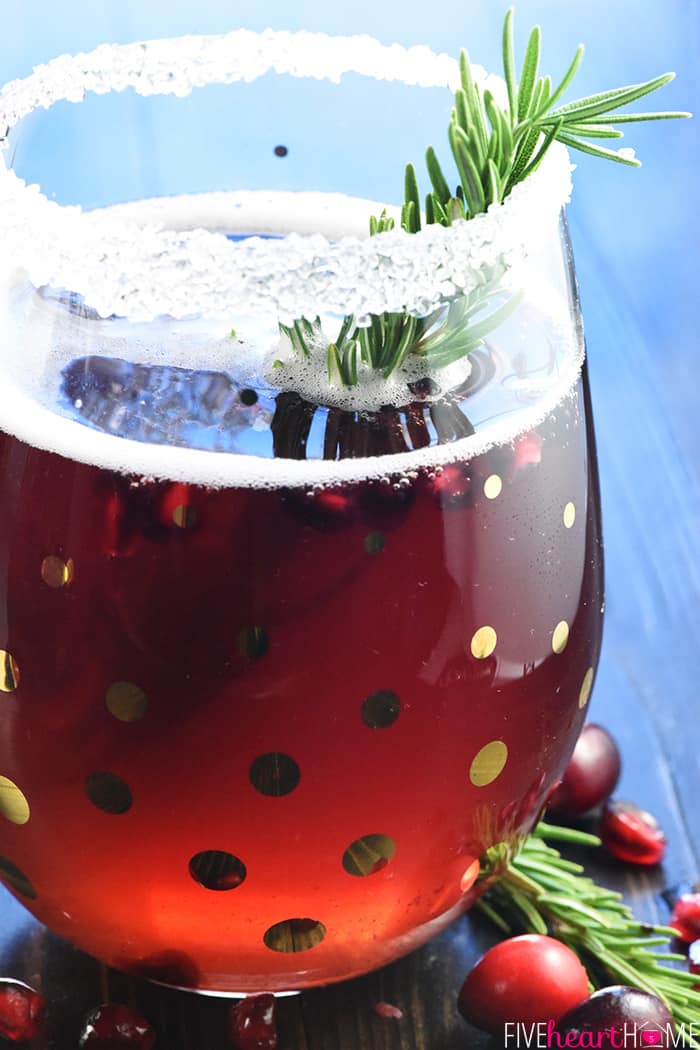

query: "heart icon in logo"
(642, 1032), (662, 1045)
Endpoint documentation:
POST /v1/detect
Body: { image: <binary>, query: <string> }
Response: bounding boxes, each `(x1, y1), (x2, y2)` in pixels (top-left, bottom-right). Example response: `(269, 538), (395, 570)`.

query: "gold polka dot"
(342, 834), (396, 877)
(0, 651), (19, 693)
(189, 850), (247, 891)
(249, 753), (300, 797)
(263, 918), (326, 953)
(483, 474), (503, 500)
(563, 502), (576, 529)
(0, 776), (30, 825)
(460, 859), (480, 893)
(105, 681), (148, 722)
(85, 772), (132, 815)
(469, 741), (508, 787)
(361, 690), (401, 729)
(41, 555), (75, 588)
(470, 625), (497, 660)
(173, 505), (197, 528)
(0, 855), (37, 899)
(552, 620), (570, 655)
(579, 667), (594, 709)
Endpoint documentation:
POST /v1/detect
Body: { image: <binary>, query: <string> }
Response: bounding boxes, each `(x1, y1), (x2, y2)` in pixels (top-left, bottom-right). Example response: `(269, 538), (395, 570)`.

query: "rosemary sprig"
(277, 9), (690, 388)
(478, 824), (700, 1043)
(404, 8), (690, 226)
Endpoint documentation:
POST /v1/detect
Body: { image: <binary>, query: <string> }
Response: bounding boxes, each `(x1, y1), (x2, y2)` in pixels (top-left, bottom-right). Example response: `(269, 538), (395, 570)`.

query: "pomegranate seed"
(0, 979), (44, 1043)
(600, 799), (667, 866)
(373, 1001), (403, 1020)
(689, 940), (700, 989)
(427, 463), (474, 508)
(79, 1004), (156, 1049)
(548, 724), (621, 817)
(512, 432), (542, 470)
(227, 995), (277, 1049)
(670, 893), (700, 943)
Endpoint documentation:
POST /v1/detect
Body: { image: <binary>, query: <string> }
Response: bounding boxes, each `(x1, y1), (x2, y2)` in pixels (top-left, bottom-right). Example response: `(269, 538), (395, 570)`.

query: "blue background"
(2, 1), (699, 866)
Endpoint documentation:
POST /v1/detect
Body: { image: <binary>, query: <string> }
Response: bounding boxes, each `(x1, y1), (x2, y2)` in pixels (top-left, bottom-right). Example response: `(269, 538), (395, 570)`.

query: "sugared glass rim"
(0, 29), (573, 323)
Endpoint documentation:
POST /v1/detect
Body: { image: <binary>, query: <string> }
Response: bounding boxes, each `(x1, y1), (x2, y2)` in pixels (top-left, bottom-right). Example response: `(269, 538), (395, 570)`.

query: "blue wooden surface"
(1, 2), (699, 1045)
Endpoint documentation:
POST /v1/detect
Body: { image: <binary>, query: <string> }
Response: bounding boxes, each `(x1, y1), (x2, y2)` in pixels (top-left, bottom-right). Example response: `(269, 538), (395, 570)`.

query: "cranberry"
(458, 934), (589, 1034)
(79, 1004), (156, 1049)
(0, 979), (44, 1043)
(554, 986), (675, 1049)
(600, 800), (667, 866)
(227, 995), (277, 1049)
(548, 724), (621, 817)
(427, 463), (474, 508)
(670, 893), (700, 943)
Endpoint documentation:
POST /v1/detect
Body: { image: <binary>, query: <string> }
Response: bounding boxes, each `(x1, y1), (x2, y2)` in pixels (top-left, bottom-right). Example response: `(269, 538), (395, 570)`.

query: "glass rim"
(0, 30), (573, 323)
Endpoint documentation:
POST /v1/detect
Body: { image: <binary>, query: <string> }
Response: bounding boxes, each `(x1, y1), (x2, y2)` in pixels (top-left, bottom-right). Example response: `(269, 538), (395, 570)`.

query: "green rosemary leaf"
(548, 72), (676, 121)
(449, 122), (487, 214)
(558, 132), (642, 166)
(517, 25), (542, 121)
(404, 163), (422, 230)
(521, 117), (564, 179)
(448, 195), (466, 222)
(535, 822), (602, 846)
(529, 77), (546, 125)
(487, 158), (501, 206)
(540, 894), (615, 928)
(540, 43), (585, 115)
(425, 145), (452, 205)
(502, 6), (518, 118)
(578, 110), (692, 123)
(475, 897), (513, 935)
(565, 122), (624, 139)
(460, 50), (489, 162)
(506, 125), (541, 193)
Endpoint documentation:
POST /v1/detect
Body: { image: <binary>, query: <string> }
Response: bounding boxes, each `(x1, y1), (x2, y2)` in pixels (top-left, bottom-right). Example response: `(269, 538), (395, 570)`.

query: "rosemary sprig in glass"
(478, 824), (700, 1044)
(279, 9), (690, 386)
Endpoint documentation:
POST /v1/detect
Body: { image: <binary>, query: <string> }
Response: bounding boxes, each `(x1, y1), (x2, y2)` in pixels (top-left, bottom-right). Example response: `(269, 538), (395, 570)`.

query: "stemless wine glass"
(0, 31), (603, 993)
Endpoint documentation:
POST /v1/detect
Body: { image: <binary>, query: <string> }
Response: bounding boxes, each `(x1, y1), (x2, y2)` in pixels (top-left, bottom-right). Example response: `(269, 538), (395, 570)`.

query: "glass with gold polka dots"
(0, 28), (603, 995)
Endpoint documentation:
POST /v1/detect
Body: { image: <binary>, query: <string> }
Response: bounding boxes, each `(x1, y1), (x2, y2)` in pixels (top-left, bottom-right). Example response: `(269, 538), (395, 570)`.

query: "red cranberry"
(0, 979), (44, 1043)
(228, 995), (277, 1049)
(458, 935), (589, 1034)
(79, 1004), (155, 1049)
(554, 986), (674, 1049)
(670, 893), (700, 943)
(548, 724), (621, 817)
(600, 800), (667, 866)
(427, 463), (474, 508)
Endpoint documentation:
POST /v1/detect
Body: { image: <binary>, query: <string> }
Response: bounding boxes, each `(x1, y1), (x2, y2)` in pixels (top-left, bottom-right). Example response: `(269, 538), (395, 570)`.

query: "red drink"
(0, 351), (602, 991)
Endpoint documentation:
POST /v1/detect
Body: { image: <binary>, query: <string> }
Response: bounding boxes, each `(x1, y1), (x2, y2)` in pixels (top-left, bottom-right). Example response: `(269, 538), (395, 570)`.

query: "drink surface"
(0, 194), (602, 993)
